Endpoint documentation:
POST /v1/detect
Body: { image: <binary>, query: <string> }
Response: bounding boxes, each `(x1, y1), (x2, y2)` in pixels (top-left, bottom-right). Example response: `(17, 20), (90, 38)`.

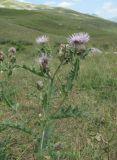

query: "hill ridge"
(0, 0), (52, 10)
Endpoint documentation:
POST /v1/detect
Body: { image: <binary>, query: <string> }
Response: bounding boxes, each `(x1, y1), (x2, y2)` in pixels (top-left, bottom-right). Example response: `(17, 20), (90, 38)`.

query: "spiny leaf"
(16, 64), (48, 78)
(51, 105), (82, 119)
(0, 120), (32, 135)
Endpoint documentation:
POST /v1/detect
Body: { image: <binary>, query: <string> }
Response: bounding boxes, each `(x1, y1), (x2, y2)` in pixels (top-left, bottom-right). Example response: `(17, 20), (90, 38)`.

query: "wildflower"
(0, 51), (4, 62)
(8, 47), (16, 55)
(68, 32), (90, 45)
(38, 54), (48, 70)
(36, 35), (48, 44)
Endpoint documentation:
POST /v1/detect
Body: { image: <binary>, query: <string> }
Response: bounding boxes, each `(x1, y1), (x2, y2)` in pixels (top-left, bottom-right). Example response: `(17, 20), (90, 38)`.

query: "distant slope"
(0, 0), (51, 10)
(0, 8), (117, 49)
(111, 17), (117, 22)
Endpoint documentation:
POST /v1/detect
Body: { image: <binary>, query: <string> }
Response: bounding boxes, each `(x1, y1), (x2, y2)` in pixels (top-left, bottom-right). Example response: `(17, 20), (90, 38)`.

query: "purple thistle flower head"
(36, 35), (49, 44)
(38, 54), (48, 70)
(68, 32), (90, 45)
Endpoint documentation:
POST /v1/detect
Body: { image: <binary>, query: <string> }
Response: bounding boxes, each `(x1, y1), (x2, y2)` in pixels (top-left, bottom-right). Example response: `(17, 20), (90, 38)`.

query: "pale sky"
(18, 0), (117, 18)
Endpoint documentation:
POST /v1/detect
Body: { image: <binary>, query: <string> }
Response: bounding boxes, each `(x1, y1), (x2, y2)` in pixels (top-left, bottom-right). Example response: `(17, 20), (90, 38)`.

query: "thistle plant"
(0, 51), (4, 62)
(0, 32), (91, 159)
(25, 32), (90, 158)
(0, 47), (18, 113)
(0, 47), (17, 78)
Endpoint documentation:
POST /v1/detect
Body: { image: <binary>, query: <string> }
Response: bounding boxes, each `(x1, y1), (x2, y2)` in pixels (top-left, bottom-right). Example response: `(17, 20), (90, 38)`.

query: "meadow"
(0, 8), (117, 160)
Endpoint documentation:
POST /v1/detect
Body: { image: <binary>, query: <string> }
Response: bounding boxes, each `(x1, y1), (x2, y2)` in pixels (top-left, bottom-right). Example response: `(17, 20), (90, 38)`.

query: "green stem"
(40, 128), (45, 152)
(3, 94), (13, 108)
(48, 61), (63, 102)
(52, 61), (63, 81)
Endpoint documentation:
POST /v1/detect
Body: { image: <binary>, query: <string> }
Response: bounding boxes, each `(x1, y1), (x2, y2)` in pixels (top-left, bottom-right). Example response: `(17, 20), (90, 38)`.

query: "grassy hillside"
(0, 8), (117, 50)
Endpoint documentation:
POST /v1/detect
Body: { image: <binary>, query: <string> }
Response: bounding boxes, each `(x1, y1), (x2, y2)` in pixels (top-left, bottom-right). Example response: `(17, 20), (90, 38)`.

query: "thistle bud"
(8, 47), (16, 58)
(58, 44), (70, 63)
(0, 51), (4, 62)
(77, 44), (86, 55)
(38, 54), (49, 71)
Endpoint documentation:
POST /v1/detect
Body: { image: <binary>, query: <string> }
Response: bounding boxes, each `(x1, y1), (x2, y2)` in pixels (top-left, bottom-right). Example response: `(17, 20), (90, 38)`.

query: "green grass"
(0, 7), (117, 160)
(0, 48), (117, 160)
